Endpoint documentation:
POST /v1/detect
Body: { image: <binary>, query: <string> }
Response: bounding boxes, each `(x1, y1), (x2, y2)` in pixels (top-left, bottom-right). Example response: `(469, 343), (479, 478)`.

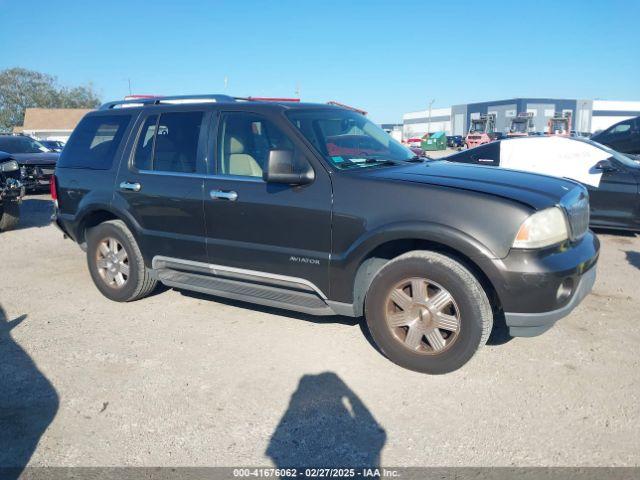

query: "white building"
(402, 107), (451, 139)
(14, 108), (93, 142)
(402, 98), (640, 140)
(589, 100), (640, 133)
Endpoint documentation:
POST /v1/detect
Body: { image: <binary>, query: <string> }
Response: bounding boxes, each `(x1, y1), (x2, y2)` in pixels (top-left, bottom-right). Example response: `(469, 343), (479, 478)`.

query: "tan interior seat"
(228, 135), (262, 177)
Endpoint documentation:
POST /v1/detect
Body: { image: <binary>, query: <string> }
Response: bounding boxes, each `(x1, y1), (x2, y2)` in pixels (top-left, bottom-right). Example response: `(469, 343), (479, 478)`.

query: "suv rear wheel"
(364, 251), (493, 374)
(86, 220), (157, 302)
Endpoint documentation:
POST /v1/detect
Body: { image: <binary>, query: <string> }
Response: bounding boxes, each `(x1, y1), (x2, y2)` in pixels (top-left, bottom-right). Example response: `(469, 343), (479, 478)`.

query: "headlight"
(513, 207), (569, 249)
(0, 160), (19, 173)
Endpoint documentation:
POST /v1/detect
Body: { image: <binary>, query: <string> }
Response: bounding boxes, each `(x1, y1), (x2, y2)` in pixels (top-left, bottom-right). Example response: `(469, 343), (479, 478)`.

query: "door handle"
(210, 189), (238, 201)
(120, 181), (141, 192)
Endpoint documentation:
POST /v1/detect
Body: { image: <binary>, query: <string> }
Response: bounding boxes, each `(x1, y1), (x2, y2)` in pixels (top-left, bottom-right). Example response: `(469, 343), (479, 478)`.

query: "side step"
(156, 269), (336, 316)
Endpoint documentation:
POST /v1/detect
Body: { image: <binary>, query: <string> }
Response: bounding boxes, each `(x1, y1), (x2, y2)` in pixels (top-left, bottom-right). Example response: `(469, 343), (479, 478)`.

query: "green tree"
(0, 68), (101, 132)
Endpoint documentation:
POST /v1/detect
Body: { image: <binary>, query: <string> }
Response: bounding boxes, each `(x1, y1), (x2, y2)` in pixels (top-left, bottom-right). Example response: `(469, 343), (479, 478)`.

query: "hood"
(12, 152), (59, 166)
(363, 160), (580, 210)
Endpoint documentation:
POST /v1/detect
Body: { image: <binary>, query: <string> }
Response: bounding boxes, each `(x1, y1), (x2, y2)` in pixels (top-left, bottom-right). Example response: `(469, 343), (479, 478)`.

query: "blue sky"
(1, 0), (638, 123)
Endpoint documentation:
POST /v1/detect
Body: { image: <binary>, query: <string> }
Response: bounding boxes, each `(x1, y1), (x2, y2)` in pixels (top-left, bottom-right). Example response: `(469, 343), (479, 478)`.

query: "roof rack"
(99, 94), (238, 110)
(326, 101), (367, 115)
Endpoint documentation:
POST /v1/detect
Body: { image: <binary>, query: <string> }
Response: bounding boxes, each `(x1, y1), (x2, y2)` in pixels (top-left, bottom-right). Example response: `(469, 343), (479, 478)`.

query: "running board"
(156, 269), (336, 316)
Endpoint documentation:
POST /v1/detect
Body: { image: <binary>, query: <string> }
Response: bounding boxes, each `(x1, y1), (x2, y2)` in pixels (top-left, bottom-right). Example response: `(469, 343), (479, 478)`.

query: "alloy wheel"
(384, 277), (461, 354)
(96, 237), (130, 289)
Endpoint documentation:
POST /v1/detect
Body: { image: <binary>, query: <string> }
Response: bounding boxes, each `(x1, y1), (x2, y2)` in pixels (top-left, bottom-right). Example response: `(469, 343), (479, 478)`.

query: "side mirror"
(594, 159), (617, 173)
(263, 150), (314, 185)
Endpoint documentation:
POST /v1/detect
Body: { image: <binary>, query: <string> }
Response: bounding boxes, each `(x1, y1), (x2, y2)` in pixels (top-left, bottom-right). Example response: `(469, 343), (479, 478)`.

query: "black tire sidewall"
(86, 222), (142, 302)
(365, 255), (485, 374)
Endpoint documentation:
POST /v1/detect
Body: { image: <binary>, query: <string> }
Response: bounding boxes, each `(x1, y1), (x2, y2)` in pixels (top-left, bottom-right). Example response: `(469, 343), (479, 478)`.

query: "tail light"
(50, 174), (58, 206)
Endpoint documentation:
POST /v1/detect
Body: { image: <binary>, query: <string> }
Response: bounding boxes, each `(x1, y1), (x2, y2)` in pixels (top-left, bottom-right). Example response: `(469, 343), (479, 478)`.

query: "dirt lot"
(1, 195), (639, 468)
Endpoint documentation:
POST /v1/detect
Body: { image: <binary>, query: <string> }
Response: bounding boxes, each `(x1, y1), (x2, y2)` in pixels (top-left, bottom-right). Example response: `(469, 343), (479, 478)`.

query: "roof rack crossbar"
(99, 94), (238, 110)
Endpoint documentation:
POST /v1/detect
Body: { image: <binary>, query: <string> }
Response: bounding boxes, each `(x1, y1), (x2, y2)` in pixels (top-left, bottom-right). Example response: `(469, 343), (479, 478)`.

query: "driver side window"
(217, 112), (296, 178)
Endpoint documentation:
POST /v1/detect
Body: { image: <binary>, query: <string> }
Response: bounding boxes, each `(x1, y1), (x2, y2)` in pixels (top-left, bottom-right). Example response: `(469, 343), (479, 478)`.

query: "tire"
(364, 251), (493, 374)
(86, 219), (157, 302)
(0, 199), (20, 232)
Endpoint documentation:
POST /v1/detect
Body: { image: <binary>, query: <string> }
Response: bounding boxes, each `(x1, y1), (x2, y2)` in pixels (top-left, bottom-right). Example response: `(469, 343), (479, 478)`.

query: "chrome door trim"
(152, 255), (328, 300)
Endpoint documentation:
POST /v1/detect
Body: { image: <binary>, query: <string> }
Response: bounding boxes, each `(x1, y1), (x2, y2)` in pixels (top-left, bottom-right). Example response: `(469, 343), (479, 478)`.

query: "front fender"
(329, 221), (499, 303)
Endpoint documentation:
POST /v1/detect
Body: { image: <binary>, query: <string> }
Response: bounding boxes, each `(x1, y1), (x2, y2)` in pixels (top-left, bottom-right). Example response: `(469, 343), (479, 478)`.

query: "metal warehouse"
(402, 98), (640, 139)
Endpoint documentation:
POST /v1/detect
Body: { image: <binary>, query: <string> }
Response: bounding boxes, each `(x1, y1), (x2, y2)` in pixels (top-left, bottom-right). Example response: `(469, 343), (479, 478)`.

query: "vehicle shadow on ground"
(178, 289), (512, 352)
(486, 312), (513, 346)
(625, 251), (640, 270)
(15, 196), (53, 231)
(0, 305), (59, 478)
(178, 289), (360, 326)
(266, 372), (386, 470)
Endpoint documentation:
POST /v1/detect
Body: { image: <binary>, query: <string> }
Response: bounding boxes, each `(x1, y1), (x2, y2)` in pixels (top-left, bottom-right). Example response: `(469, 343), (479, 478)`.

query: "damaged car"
(0, 135), (58, 191)
(0, 151), (24, 232)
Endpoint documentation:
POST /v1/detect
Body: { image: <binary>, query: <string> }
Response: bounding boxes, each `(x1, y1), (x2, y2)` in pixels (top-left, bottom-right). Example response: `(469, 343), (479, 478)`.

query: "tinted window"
(132, 111), (203, 173)
(58, 115), (131, 169)
(217, 112), (295, 177)
(609, 122), (631, 134)
(446, 141), (500, 165)
(0, 136), (50, 154)
(133, 115), (158, 171)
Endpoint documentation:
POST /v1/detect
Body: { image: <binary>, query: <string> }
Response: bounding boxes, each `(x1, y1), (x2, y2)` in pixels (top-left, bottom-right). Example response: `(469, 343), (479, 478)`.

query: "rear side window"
(132, 111), (203, 173)
(58, 115), (131, 169)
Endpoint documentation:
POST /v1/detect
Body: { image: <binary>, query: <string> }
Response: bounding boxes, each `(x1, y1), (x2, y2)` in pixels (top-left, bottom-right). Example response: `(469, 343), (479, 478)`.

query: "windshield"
(0, 136), (50, 154)
(510, 120), (528, 133)
(576, 137), (639, 168)
(469, 121), (485, 133)
(550, 119), (568, 132)
(286, 109), (414, 169)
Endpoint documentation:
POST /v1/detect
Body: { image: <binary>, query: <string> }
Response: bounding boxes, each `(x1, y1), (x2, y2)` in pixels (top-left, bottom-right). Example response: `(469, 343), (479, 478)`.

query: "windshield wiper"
(407, 155), (426, 162)
(364, 158), (403, 166)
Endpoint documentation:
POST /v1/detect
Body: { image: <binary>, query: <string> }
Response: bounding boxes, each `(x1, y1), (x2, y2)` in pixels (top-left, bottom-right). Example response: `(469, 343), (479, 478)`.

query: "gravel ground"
(1, 195), (639, 468)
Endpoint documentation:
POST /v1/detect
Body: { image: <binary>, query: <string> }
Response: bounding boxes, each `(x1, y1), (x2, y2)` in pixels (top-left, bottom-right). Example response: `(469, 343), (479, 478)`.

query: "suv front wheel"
(364, 251), (493, 374)
(86, 220), (157, 302)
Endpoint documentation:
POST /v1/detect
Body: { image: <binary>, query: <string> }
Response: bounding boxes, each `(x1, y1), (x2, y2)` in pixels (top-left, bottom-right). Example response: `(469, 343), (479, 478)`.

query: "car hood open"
(12, 152), (59, 166)
(363, 160), (580, 210)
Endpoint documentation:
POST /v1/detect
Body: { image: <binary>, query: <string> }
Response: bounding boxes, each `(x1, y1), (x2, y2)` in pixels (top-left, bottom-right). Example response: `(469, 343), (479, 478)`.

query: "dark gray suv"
(52, 95), (599, 374)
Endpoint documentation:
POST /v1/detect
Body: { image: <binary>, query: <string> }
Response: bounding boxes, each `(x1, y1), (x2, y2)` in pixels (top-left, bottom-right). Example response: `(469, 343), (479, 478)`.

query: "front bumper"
(478, 231), (600, 337)
(20, 164), (54, 189)
(505, 265), (596, 337)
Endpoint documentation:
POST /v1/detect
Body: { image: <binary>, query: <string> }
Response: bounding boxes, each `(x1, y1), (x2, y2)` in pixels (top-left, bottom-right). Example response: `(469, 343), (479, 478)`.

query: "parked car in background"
(408, 146), (426, 157)
(39, 139), (65, 152)
(52, 94), (598, 374)
(446, 135), (464, 149)
(493, 132), (506, 141)
(0, 135), (59, 190)
(406, 137), (423, 148)
(445, 136), (640, 231)
(590, 116), (640, 154)
(0, 151), (24, 231)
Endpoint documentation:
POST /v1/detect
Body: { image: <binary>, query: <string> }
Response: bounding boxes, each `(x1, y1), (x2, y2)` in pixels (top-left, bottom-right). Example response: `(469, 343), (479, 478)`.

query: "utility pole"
(427, 98), (435, 134)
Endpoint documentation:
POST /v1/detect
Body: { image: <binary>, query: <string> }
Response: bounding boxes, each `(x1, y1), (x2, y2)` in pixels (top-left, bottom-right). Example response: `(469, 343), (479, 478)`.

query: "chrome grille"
(561, 187), (590, 241)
